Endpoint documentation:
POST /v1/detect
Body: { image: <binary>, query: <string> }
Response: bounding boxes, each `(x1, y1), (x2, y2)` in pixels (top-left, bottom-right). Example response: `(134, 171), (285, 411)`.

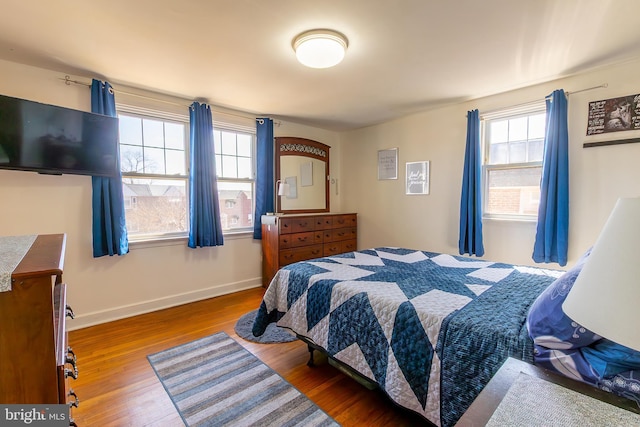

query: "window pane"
(529, 139), (544, 162)
(164, 122), (184, 150)
(222, 155), (237, 178)
(122, 178), (187, 237)
(215, 155), (222, 177)
(166, 149), (185, 175)
(120, 145), (144, 173)
(489, 142), (508, 165)
(508, 117), (527, 141)
(217, 181), (253, 232)
(237, 157), (252, 179)
(486, 167), (541, 216)
(119, 115), (142, 146)
(221, 131), (237, 155)
(213, 130), (221, 154)
(529, 113), (546, 139)
(143, 119), (165, 148)
(237, 134), (252, 157)
(490, 120), (508, 144)
(509, 141), (526, 163)
(144, 147), (165, 174)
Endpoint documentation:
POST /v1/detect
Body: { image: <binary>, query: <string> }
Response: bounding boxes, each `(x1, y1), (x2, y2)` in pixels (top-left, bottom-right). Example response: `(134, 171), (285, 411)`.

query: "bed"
(252, 247), (640, 426)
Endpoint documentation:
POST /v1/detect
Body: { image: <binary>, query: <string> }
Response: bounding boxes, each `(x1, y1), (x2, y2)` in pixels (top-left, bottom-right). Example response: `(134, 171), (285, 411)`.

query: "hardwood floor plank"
(68, 288), (428, 426)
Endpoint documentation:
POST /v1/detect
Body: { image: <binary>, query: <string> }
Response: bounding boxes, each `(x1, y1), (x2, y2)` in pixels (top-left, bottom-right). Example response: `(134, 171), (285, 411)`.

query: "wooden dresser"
(261, 213), (357, 288)
(0, 234), (78, 423)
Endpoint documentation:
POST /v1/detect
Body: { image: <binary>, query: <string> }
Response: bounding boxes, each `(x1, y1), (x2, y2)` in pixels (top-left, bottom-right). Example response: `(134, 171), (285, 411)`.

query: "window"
(483, 105), (546, 219)
(214, 128), (255, 233)
(118, 109), (189, 240)
(116, 105), (256, 241)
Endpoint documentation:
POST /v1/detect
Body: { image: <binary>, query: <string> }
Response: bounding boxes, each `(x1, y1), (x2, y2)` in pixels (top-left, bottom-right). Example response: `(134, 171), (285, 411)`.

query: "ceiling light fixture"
(293, 29), (348, 69)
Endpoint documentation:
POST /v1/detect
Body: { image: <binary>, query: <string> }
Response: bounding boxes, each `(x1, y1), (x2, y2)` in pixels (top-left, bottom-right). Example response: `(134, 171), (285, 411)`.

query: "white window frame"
(116, 104), (191, 242)
(213, 123), (257, 235)
(481, 102), (546, 221)
(116, 104), (258, 242)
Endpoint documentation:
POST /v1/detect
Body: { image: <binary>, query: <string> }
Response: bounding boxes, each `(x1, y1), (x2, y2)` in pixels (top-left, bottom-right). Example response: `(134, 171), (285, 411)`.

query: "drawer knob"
(65, 367), (78, 380)
(68, 388), (80, 408)
(298, 237), (307, 242)
(66, 348), (77, 362)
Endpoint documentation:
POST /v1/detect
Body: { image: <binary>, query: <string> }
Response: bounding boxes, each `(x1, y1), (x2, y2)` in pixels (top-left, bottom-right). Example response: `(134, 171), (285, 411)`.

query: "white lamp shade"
(562, 197), (640, 351)
(277, 182), (289, 196)
(293, 30), (348, 69)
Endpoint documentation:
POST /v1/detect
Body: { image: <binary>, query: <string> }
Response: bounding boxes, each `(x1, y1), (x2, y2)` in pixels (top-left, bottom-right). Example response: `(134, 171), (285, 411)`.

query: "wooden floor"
(68, 287), (428, 426)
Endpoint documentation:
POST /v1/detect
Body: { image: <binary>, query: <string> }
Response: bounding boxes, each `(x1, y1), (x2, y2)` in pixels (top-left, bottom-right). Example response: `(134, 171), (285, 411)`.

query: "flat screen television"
(0, 94), (119, 177)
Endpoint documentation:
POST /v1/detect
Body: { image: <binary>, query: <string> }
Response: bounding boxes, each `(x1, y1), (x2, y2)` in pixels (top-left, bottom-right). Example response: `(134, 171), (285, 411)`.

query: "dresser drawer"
(323, 227), (357, 243)
(323, 239), (357, 257)
(342, 239), (357, 253)
(280, 217), (315, 234)
(330, 214), (357, 229)
(280, 231), (323, 249)
(280, 244), (324, 266)
(315, 216), (333, 229)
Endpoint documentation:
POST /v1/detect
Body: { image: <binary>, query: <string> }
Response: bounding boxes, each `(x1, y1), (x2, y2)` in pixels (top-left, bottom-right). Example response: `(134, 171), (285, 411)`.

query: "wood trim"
(275, 136), (330, 214)
(12, 234), (65, 282)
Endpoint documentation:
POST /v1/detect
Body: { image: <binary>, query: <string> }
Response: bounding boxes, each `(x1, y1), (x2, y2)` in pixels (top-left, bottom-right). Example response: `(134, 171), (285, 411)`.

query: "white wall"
(0, 59), (341, 329)
(341, 58), (640, 269)
(2, 56), (637, 329)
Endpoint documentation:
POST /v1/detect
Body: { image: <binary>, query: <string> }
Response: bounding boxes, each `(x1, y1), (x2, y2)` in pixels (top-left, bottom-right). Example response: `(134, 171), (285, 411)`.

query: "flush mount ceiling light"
(292, 29), (348, 69)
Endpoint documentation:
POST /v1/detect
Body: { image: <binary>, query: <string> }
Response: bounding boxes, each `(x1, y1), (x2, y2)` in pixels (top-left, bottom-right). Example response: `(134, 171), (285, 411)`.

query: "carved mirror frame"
(275, 136), (330, 214)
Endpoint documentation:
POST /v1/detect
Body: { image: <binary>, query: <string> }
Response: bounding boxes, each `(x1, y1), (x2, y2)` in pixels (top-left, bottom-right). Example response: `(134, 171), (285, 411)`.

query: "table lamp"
(562, 197), (640, 351)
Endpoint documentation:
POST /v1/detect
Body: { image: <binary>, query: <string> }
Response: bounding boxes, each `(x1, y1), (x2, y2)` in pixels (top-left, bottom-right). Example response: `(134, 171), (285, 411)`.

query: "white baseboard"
(68, 278), (262, 331)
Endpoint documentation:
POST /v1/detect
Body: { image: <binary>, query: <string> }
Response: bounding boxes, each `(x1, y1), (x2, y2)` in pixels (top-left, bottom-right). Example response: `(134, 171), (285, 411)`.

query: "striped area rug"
(147, 332), (339, 427)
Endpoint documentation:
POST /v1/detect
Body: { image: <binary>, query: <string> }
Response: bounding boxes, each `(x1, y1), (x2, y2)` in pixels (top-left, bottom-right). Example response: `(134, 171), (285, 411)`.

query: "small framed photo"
(378, 148), (398, 180)
(406, 161), (429, 195)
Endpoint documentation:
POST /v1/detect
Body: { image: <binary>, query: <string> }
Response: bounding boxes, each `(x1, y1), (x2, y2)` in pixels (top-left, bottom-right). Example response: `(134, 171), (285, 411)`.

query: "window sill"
(128, 230), (254, 250)
(483, 216), (538, 223)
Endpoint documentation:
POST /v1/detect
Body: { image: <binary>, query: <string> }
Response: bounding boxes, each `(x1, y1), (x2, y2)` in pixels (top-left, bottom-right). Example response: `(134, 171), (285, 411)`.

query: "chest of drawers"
(0, 234), (78, 424)
(261, 213), (357, 287)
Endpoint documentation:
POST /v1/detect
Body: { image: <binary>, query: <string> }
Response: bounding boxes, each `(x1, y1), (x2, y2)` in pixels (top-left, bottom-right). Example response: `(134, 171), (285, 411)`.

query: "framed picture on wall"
(378, 148), (398, 180)
(406, 161), (429, 195)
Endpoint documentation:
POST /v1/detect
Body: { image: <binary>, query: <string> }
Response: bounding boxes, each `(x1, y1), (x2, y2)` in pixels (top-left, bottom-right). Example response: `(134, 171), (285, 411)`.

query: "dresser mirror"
(275, 137), (330, 214)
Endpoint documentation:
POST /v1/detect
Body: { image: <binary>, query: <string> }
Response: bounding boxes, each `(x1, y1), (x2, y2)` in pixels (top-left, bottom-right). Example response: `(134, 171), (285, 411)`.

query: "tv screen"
(0, 94), (119, 177)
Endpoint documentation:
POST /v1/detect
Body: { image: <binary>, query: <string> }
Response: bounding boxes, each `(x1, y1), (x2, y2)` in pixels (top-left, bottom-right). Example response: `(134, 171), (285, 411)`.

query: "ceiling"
(1, 0), (639, 131)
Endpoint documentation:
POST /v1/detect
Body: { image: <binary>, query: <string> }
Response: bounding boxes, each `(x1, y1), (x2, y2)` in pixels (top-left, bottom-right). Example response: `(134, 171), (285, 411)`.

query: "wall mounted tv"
(0, 94), (119, 177)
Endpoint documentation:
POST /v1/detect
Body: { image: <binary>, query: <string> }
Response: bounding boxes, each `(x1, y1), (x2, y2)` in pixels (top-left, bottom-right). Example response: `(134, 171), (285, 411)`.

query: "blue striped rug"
(147, 332), (339, 427)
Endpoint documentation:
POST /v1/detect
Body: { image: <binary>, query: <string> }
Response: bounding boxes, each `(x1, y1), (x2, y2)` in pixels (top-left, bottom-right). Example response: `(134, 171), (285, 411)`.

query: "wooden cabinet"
(0, 234), (77, 422)
(261, 213), (357, 287)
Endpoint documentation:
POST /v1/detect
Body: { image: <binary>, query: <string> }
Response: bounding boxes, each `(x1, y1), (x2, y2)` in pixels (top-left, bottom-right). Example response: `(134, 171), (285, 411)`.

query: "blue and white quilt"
(252, 247), (562, 427)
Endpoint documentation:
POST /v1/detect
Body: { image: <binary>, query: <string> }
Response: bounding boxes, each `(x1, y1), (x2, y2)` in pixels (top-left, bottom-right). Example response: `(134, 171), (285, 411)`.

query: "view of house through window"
(483, 107), (545, 219)
(214, 128), (254, 232)
(117, 108), (255, 240)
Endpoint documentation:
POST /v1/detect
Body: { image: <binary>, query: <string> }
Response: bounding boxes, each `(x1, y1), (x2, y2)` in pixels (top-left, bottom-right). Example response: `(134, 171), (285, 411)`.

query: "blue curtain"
(459, 109), (484, 256)
(90, 79), (129, 257)
(253, 118), (274, 239)
(533, 89), (569, 266)
(188, 102), (223, 248)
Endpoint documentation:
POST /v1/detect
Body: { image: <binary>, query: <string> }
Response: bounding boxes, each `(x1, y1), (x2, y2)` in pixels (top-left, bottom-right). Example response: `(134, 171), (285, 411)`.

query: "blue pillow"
(527, 248), (600, 349)
(583, 340), (640, 378)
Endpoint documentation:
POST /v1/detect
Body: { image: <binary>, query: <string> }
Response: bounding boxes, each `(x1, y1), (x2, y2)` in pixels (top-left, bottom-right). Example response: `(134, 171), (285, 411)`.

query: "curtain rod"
(479, 83), (608, 118)
(59, 75), (279, 125)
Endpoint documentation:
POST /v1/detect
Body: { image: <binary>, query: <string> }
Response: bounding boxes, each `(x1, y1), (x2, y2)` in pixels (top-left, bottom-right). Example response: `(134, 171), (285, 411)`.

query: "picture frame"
(406, 161), (429, 195)
(378, 148), (398, 180)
